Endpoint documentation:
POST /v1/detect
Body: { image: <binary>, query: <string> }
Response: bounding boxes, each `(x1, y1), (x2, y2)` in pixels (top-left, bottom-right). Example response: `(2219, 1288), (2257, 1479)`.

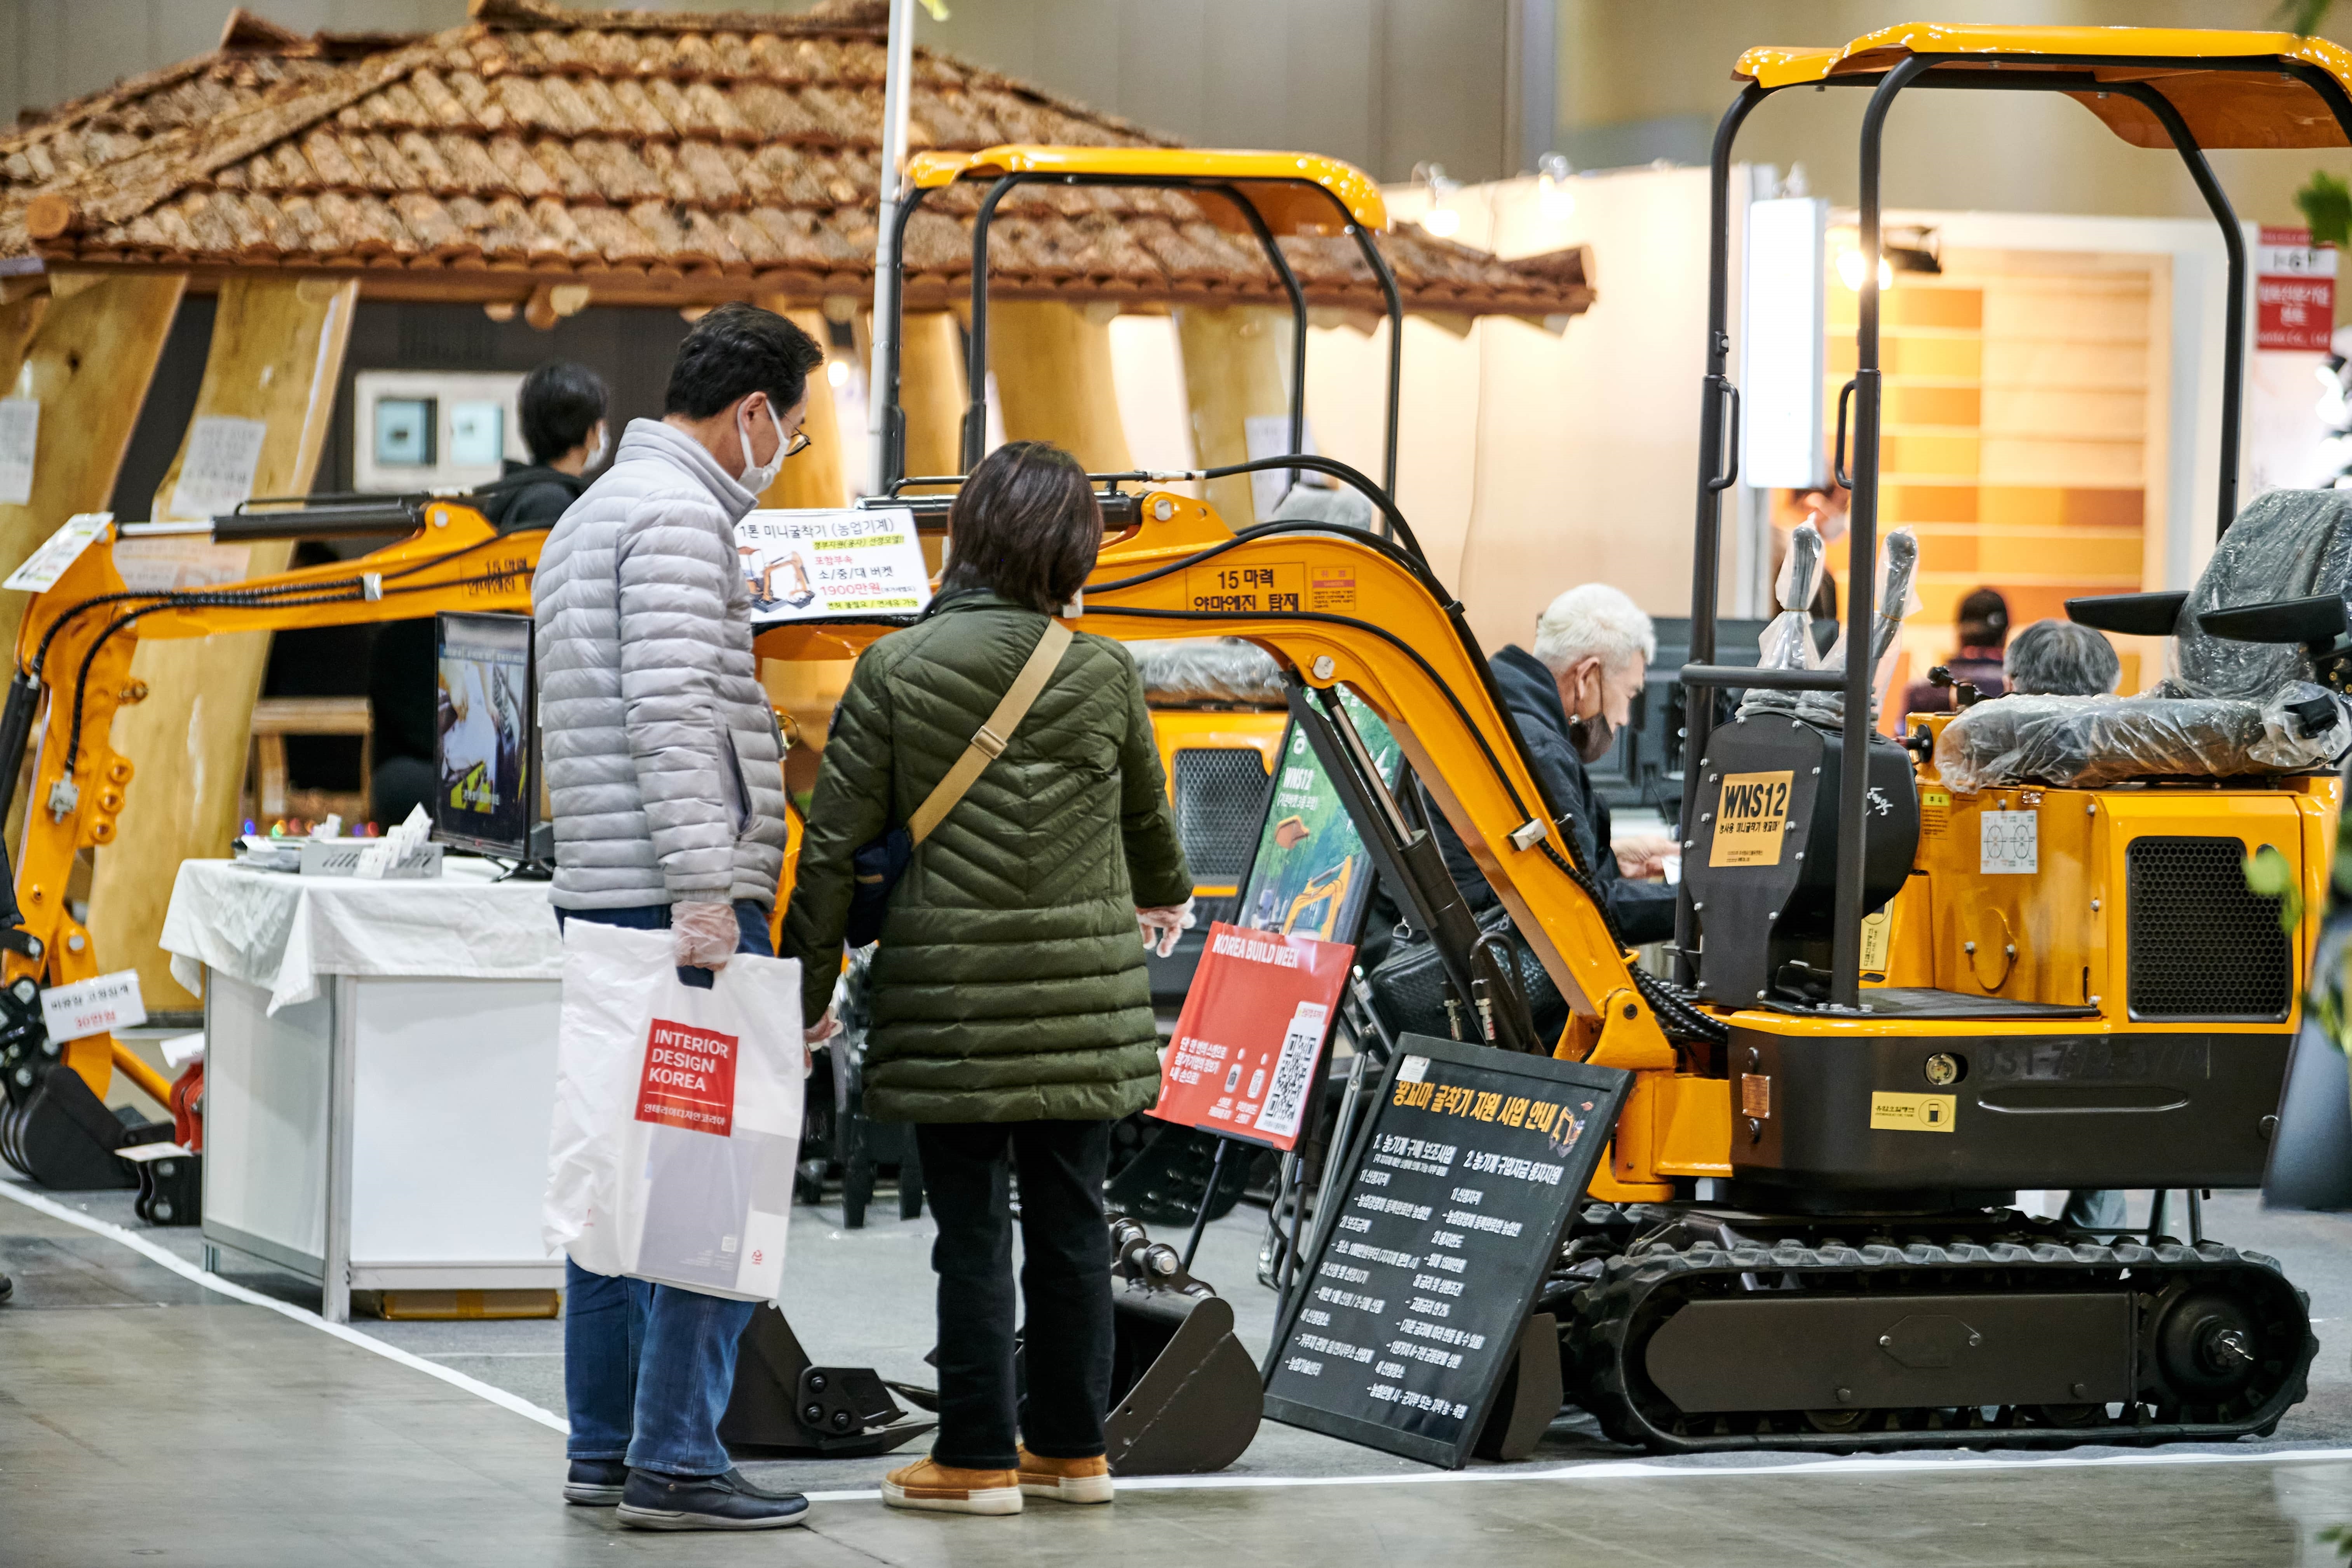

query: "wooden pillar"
(0, 273), (186, 658)
(754, 301), (845, 511)
(989, 300), (1133, 475)
(854, 308), (968, 486)
(1175, 304), (1291, 529)
(0, 291), (49, 392)
(88, 275), (357, 1012)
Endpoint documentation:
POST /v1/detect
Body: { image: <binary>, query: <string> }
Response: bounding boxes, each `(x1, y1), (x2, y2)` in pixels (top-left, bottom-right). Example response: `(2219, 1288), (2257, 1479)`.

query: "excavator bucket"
(719, 1306), (933, 1458)
(1103, 1219), (1262, 1475)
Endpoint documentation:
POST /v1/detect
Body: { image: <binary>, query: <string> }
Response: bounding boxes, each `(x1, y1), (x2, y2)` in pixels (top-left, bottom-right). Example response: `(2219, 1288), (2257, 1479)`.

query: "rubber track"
(1568, 1232), (2317, 1453)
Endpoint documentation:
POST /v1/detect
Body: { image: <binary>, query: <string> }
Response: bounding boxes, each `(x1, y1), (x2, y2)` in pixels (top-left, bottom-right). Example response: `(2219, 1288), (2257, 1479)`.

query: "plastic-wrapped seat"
(1937, 489), (2352, 791)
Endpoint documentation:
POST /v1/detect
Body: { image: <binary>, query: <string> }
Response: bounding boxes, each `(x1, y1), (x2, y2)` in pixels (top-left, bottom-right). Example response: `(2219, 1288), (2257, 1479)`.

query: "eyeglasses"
(782, 429), (811, 459)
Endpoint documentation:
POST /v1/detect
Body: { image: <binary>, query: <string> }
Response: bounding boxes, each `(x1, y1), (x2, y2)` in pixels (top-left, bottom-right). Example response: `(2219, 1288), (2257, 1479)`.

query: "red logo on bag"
(635, 1017), (739, 1136)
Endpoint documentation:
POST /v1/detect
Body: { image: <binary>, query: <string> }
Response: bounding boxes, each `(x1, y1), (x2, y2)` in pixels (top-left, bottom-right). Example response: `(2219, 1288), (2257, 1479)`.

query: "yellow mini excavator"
(767, 64), (2340, 1452)
(5, 39), (2336, 1448)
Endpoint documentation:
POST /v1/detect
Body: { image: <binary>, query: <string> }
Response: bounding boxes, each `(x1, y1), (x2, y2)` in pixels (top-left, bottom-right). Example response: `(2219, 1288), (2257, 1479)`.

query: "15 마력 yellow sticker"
(1710, 770), (1794, 867)
(1870, 1092), (1957, 1132)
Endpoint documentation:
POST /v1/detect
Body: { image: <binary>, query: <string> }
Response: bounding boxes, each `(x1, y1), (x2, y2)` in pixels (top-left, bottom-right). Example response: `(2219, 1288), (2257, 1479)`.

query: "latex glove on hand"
(802, 1007), (840, 1077)
(1135, 897), (1197, 959)
(672, 901), (739, 970)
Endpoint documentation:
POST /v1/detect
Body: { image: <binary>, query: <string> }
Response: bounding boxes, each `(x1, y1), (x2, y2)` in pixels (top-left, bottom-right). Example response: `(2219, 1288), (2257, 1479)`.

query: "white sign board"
(1243, 415), (1316, 519)
(736, 508), (931, 621)
(42, 968), (148, 1044)
(0, 397), (39, 505)
(1742, 196), (1830, 490)
(1980, 810), (2039, 875)
(166, 415), (268, 521)
(3, 512), (110, 592)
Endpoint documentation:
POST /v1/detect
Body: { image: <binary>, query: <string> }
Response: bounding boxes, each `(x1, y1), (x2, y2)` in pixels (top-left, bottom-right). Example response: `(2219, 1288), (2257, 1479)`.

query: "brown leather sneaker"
(1016, 1447), (1113, 1504)
(881, 1456), (1023, 1515)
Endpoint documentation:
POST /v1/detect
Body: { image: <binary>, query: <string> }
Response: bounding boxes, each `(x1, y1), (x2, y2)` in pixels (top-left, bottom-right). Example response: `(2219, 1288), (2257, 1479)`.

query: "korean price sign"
(1148, 922), (1352, 1152)
(737, 507), (932, 622)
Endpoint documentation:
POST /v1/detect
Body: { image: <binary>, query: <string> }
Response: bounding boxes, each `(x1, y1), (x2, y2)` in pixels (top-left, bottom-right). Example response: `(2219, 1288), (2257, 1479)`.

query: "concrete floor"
(5, 1177), (2352, 1566)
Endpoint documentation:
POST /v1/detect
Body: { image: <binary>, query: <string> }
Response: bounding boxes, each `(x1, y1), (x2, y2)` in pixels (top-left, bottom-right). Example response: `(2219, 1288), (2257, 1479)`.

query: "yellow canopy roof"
(905, 145), (1388, 235)
(1735, 24), (2352, 150)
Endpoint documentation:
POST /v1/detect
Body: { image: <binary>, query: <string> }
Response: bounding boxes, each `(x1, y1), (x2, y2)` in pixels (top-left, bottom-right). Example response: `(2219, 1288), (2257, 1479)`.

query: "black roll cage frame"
(1676, 53), (2352, 1010)
(868, 169), (1407, 519)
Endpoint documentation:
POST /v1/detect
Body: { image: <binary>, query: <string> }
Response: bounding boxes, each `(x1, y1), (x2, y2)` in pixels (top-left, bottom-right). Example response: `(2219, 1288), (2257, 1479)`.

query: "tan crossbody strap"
(906, 619), (1075, 844)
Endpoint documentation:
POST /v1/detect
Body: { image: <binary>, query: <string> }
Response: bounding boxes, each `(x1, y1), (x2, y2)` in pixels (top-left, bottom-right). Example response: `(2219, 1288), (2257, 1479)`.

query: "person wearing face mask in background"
(531, 303), (824, 1531)
(369, 360), (612, 826)
(474, 359), (611, 529)
(1430, 583), (1679, 946)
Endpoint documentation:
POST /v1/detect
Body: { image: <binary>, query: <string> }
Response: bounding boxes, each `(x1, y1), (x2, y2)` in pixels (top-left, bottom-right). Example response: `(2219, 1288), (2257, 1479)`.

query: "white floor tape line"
(11, 1178), (2349, 1496)
(0, 1179), (570, 1436)
(791, 1443), (2352, 1504)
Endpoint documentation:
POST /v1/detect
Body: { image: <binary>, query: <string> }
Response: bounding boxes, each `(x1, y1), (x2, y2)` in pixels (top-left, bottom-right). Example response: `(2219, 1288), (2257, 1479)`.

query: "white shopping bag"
(543, 920), (804, 1301)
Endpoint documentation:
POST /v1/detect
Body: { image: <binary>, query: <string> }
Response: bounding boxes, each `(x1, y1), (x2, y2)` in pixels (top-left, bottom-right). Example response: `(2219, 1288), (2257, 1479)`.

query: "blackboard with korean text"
(1260, 1035), (1630, 1468)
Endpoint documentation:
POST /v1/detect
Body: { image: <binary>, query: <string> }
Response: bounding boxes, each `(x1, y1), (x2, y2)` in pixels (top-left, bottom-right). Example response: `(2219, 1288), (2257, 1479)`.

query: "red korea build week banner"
(1149, 922), (1353, 1153)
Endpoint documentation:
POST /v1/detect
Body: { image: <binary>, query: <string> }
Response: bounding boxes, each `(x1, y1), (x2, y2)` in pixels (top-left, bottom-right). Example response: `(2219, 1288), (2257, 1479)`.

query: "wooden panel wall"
(1826, 247), (2168, 711)
(88, 275), (358, 1012)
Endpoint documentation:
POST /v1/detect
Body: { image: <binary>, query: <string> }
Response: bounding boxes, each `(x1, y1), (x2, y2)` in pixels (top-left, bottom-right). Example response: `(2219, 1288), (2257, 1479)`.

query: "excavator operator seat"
(1935, 489), (2352, 791)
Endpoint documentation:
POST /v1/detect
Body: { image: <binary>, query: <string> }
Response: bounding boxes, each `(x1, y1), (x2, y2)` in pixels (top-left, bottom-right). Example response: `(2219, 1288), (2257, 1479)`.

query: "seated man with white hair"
(1432, 583), (1679, 946)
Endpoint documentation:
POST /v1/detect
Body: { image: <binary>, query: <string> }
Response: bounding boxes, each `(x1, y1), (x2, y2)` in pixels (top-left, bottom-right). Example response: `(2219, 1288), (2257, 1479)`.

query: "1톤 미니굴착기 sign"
(1261, 1035), (1630, 1468)
(737, 508), (931, 623)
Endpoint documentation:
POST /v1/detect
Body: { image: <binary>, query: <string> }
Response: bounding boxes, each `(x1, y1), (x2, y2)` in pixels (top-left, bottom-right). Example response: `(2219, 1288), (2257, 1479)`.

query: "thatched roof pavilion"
(1, 0), (1594, 322)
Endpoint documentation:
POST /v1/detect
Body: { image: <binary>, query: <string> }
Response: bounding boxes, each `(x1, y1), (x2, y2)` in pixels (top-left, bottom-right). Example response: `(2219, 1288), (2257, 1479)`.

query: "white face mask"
(583, 422), (608, 470)
(735, 399), (783, 493)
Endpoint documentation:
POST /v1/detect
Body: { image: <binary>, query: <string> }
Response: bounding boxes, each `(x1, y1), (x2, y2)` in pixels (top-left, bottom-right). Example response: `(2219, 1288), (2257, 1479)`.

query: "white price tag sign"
(166, 415), (268, 521)
(0, 397), (39, 505)
(736, 507), (931, 622)
(3, 512), (110, 592)
(41, 968), (148, 1044)
(1980, 810), (2038, 875)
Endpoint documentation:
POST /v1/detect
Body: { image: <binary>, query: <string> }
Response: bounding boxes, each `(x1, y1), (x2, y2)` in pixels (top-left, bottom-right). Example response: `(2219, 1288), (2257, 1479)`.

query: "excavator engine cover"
(1683, 716), (1919, 1007)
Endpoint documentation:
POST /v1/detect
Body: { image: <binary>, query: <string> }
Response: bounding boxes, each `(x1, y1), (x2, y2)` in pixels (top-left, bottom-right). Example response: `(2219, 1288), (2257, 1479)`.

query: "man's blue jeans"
(558, 899), (772, 1476)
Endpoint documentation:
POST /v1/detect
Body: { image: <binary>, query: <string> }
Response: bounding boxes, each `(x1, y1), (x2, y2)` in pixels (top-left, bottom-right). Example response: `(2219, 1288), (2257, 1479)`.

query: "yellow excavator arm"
(5, 504), (538, 1105)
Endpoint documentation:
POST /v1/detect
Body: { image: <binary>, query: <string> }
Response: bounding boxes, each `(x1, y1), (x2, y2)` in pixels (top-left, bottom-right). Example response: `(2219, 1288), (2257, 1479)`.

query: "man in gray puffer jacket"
(531, 303), (824, 1532)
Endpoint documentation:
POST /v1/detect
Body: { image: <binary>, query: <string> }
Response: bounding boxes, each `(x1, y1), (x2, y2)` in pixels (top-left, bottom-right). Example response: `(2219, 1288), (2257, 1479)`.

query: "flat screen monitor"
(433, 611), (537, 859)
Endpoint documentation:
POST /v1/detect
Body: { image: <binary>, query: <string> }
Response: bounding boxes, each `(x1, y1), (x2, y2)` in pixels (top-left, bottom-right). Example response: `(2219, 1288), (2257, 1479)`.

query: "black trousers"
(914, 1119), (1114, 1470)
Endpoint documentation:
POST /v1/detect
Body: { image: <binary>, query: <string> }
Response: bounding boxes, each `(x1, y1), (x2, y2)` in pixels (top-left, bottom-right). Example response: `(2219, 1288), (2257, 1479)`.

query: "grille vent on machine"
(2126, 836), (2292, 1021)
(1173, 748), (1272, 883)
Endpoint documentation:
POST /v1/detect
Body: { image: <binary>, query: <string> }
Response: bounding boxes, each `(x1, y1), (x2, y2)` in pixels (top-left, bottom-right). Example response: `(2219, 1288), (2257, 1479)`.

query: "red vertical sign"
(2258, 225), (2336, 352)
(1150, 923), (1354, 1152)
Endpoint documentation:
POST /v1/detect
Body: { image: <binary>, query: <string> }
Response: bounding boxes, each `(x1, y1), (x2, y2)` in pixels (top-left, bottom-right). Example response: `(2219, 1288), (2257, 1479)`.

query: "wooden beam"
(1176, 304), (1291, 529)
(0, 274), (186, 659)
(87, 275), (357, 1014)
(989, 300), (1133, 476)
(754, 301), (846, 510)
(0, 294), (48, 393)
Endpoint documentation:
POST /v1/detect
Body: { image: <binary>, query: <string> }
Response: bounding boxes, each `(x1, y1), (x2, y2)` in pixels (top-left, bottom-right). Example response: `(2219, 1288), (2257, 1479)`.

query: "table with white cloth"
(161, 857), (567, 1321)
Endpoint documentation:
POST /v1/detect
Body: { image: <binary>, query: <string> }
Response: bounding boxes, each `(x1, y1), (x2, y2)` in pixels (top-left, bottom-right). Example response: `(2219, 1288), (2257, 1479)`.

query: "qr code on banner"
(1251, 1002), (1329, 1143)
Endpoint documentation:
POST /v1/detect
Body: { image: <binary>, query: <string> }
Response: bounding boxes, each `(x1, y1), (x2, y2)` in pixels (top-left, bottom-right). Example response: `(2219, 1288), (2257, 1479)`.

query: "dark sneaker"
(563, 1459), (628, 1507)
(617, 1468), (810, 1531)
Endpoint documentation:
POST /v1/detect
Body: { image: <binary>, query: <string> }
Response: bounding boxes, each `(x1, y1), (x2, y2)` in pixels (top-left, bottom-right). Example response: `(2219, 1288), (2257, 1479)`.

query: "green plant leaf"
(2245, 845), (2307, 934)
(2279, 0), (2340, 37)
(2298, 170), (2352, 249)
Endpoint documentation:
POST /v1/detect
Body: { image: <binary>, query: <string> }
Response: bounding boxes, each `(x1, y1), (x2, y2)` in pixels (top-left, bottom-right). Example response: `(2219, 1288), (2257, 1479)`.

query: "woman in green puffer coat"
(781, 441), (1192, 1515)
